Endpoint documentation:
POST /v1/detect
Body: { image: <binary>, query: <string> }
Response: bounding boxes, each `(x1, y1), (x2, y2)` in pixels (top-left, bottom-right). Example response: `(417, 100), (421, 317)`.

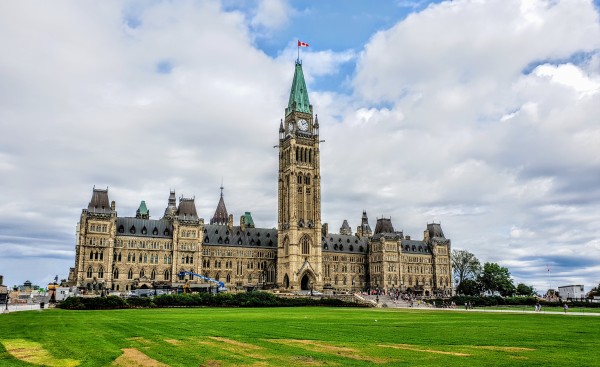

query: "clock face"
(298, 119), (309, 131)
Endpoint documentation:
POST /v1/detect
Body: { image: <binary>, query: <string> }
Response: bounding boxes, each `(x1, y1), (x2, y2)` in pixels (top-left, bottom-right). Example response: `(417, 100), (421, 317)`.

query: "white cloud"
(533, 63), (600, 97)
(251, 0), (291, 31)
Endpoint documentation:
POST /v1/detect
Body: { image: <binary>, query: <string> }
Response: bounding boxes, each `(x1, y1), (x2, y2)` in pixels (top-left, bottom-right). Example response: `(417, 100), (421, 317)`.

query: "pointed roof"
(136, 200), (149, 219)
(340, 219), (352, 235)
(374, 218), (395, 235)
(88, 187), (111, 214)
(210, 186), (228, 225)
(286, 61), (311, 116)
(177, 197), (198, 220)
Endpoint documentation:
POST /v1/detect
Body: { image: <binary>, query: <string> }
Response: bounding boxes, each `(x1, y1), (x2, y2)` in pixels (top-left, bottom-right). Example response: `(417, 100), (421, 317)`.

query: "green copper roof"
(243, 211), (255, 228)
(138, 200), (148, 215)
(287, 61), (311, 115)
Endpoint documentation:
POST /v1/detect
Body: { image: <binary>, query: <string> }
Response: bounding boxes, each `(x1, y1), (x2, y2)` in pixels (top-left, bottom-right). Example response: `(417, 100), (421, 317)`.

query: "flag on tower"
(298, 40), (309, 47)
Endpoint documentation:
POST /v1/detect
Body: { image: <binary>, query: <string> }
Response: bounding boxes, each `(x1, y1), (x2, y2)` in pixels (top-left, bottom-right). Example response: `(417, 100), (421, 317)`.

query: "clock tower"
(277, 60), (323, 291)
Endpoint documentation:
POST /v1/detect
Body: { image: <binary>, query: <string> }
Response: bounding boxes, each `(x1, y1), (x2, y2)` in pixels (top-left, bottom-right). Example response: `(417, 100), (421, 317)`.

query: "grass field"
(1, 307), (599, 367)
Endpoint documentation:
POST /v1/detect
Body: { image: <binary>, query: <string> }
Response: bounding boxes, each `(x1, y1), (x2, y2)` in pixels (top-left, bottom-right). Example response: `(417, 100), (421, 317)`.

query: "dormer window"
(130, 226), (136, 234)
(141, 226), (147, 235)
(164, 229), (170, 236)
(152, 227), (158, 235)
(118, 225), (124, 233)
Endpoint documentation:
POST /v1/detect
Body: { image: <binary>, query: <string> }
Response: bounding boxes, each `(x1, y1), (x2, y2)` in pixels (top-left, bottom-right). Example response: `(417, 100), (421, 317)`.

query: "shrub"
(57, 292), (365, 310)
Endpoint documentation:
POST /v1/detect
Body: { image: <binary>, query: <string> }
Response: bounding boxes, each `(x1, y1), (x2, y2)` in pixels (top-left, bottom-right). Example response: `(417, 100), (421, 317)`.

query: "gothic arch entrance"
(300, 273), (314, 291)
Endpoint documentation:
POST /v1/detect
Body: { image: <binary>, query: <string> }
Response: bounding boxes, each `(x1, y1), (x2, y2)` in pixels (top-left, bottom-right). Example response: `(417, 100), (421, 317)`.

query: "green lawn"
(1, 307), (599, 366)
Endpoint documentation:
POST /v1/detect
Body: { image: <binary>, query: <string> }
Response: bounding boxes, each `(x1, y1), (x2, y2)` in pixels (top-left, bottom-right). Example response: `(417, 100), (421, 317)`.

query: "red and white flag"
(298, 40), (309, 47)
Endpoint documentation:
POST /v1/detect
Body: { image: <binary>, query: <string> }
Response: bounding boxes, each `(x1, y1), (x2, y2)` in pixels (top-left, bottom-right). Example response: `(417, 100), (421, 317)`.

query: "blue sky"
(1, 0), (600, 293)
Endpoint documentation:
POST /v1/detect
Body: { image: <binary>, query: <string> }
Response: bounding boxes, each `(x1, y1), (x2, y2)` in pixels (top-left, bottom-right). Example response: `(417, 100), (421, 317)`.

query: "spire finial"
(220, 177), (224, 198)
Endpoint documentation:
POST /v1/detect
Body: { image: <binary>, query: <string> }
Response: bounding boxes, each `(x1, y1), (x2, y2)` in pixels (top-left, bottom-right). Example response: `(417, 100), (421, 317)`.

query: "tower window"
(301, 235), (311, 255)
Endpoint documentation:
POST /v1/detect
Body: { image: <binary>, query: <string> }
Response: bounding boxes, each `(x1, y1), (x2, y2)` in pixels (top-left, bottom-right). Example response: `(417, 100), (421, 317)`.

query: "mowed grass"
(1, 307), (599, 367)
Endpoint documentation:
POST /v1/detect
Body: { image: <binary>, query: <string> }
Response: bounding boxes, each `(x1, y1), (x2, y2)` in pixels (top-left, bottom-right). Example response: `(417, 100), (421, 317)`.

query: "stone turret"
(356, 210), (372, 239)
(340, 219), (352, 235)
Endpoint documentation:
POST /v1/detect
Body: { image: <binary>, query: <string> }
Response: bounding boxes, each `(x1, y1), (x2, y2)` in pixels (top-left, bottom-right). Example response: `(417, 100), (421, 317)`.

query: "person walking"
(563, 303), (568, 314)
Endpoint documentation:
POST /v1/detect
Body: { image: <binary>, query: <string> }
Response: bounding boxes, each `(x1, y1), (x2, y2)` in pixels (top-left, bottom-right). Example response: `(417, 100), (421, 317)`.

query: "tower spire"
(211, 185), (228, 225)
(286, 61), (311, 116)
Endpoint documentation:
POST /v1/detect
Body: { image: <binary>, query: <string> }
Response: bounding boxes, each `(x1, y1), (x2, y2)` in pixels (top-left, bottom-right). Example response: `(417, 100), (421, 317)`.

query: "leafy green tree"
(477, 262), (515, 297)
(451, 250), (481, 285)
(515, 283), (535, 296)
(456, 279), (480, 296)
(587, 283), (600, 298)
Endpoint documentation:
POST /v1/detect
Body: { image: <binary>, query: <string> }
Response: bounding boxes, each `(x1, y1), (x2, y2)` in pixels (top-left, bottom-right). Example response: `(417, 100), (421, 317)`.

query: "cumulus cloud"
(251, 0), (291, 31)
(325, 0), (600, 291)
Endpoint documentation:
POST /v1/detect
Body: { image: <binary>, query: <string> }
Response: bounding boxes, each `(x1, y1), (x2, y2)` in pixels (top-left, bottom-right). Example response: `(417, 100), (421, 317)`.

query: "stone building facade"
(69, 61), (453, 296)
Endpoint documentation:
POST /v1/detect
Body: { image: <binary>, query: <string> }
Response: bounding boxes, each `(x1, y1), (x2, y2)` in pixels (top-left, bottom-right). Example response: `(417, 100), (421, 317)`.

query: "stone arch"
(283, 235), (290, 256)
(300, 270), (315, 291)
(283, 273), (290, 289)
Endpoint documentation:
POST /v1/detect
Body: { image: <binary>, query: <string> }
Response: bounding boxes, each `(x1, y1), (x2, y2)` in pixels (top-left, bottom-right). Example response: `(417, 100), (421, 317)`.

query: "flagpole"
(297, 42), (300, 62)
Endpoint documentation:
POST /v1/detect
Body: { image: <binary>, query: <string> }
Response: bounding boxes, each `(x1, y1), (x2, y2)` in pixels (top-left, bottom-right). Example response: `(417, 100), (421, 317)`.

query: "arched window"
(128, 268), (133, 279)
(284, 236), (289, 256)
(301, 236), (310, 255)
(140, 269), (145, 278)
(98, 267), (104, 278)
(164, 270), (170, 280)
(113, 268), (119, 279)
(150, 269), (156, 280)
(130, 226), (136, 234)
(99, 251), (103, 261)
(87, 267), (93, 278)
(153, 227), (158, 235)
(89, 251), (93, 260)
(226, 273), (231, 283)
(141, 226), (147, 235)
(118, 225), (124, 233)
(118, 252), (122, 262)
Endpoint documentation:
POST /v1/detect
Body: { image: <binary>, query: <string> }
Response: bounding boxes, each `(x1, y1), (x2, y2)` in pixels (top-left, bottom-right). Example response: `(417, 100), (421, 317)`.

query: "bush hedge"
(426, 295), (600, 308)
(57, 292), (364, 310)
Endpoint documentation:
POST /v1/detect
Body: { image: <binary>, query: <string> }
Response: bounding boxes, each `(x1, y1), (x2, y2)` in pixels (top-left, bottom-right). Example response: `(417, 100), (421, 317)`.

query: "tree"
(477, 262), (515, 297)
(587, 283), (600, 299)
(451, 250), (481, 285)
(456, 279), (480, 296)
(515, 283), (535, 296)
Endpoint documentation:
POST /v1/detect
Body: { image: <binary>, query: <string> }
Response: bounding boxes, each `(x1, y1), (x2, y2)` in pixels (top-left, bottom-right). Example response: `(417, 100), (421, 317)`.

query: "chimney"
(111, 201), (115, 211)
(227, 214), (234, 231)
(240, 215), (246, 232)
(322, 223), (328, 237)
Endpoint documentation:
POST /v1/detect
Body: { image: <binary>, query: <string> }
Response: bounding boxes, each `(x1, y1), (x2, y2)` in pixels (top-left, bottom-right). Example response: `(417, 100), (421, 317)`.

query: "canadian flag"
(298, 40), (309, 47)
